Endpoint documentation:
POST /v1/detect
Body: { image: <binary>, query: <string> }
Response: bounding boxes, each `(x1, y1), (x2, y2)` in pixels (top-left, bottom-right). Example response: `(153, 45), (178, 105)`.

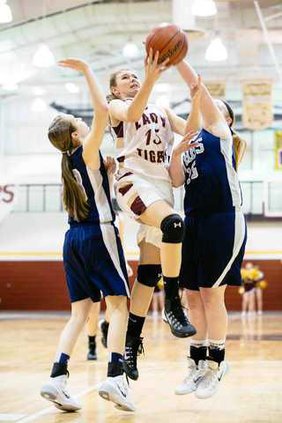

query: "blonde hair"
(220, 100), (246, 169)
(48, 116), (89, 221)
(107, 69), (132, 103)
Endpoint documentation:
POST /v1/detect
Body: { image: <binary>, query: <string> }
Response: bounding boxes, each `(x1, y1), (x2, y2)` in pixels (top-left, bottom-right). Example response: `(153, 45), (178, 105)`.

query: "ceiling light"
(65, 82), (80, 94)
(31, 98), (47, 112)
(192, 0), (217, 17)
(205, 37), (228, 61)
(32, 86), (47, 96)
(122, 41), (139, 59)
(0, 0), (13, 23)
(32, 44), (55, 68)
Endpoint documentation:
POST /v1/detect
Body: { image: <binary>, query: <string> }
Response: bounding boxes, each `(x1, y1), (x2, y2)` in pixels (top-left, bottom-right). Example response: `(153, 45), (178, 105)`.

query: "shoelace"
(170, 298), (189, 326)
(200, 370), (218, 388)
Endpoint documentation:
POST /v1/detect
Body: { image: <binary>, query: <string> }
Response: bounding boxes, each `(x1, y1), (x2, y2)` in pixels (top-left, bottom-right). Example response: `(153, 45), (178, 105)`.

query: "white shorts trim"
(212, 211), (245, 288)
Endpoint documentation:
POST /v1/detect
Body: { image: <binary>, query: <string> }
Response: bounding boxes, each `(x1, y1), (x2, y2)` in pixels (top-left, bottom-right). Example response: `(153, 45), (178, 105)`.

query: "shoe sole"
(170, 325), (197, 338)
(175, 387), (196, 395)
(99, 390), (135, 412)
(40, 387), (80, 412)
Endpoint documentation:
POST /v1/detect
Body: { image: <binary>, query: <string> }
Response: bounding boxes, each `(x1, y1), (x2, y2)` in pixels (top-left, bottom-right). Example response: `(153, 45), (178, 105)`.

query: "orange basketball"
(145, 23), (188, 66)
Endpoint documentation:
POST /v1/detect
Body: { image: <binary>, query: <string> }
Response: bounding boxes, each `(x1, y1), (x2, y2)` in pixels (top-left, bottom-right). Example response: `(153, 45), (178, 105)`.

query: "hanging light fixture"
(31, 98), (48, 112)
(205, 36), (228, 61)
(192, 0), (217, 17)
(122, 40), (139, 59)
(65, 82), (80, 94)
(0, 0), (13, 23)
(32, 44), (55, 68)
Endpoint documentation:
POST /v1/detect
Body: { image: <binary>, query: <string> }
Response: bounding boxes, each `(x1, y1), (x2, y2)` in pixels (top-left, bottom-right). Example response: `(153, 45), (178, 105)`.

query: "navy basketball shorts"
(180, 210), (247, 290)
(63, 222), (130, 303)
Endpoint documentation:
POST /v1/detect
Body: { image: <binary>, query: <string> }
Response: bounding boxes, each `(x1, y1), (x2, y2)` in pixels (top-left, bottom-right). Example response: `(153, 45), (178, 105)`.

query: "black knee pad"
(137, 264), (162, 288)
(160, 214), (185, 243)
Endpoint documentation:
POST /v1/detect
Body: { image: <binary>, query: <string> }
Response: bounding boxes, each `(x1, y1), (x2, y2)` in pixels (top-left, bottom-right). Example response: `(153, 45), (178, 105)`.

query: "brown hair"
(48, 115), (89, 221)
(107, 69), (131, 103)
(221, 100), (246, 169)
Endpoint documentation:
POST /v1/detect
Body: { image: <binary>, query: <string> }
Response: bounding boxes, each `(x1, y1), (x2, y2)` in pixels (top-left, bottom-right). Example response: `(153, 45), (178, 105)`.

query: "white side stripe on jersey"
(86, 167), (112, 223)
(100, 224), (130, 297)
(220, 137), (242, 207)
(212, 211), (245, 288)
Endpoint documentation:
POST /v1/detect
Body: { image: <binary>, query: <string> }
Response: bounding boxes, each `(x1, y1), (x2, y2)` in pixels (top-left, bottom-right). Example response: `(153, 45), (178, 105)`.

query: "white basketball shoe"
(195, 360), (229, 399)
(175, 358), (208, 395)
(40, 374), (81, 412)
(99, 374), (136, 412)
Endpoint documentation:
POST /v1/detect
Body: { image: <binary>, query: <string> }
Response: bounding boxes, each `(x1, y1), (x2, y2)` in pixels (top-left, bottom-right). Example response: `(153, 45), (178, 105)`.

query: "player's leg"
(98, 295), (135, 412)
(175, 289), (208, 395)
(195, 285), (229, 399)
(140, 200), (196, 338)
(41, 298), (93, 411)
(123, 240), (161, 380)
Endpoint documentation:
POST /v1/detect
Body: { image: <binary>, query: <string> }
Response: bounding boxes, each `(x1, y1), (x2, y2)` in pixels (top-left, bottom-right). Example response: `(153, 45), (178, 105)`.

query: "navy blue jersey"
(67, 146), (115, 225)
(182, 129), (242, 215)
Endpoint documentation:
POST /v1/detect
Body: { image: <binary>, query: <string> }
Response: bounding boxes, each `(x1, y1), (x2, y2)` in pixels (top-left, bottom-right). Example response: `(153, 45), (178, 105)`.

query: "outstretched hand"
(172, 131), (199, 157)
(190, 75), (202, 102)
(144, 48), (170, 84)
(58, 58), (90, 73)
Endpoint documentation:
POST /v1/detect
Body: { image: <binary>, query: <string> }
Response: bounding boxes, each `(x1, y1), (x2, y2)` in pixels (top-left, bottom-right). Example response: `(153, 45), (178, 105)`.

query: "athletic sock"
(107, 352), (123, 377)
(208, 339), (225, 365)
(127, 313), (145, 338)
(163, 276), (179, 299)
(190, 340), (208, 365)
(51, 353), (70, 377)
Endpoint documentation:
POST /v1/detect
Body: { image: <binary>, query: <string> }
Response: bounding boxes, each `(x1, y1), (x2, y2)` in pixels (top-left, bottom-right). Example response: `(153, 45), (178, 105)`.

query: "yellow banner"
(274, 131), (282, 170)
(243, 80), (273, 130)
(206, 81), (226, 98)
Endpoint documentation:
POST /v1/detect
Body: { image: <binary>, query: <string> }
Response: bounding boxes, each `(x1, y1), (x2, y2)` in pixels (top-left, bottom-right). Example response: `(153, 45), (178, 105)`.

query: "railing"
(10, 181), (282, 219)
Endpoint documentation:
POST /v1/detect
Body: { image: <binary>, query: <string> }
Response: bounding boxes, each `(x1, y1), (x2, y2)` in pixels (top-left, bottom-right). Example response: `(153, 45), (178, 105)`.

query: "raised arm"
(59, 59), (108, 170)
(109, 50), (169, 123)
(176, 60), (230, 139)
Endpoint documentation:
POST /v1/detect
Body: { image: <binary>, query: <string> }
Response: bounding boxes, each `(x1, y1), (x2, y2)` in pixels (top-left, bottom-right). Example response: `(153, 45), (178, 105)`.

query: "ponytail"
(61, 154), (89, 221)
(48, 115), (89, 221)
(232, 130), (247, 169)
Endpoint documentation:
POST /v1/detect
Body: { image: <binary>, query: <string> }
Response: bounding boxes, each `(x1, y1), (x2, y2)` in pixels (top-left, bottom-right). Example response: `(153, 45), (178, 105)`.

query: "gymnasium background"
(0, 0), (281, 312)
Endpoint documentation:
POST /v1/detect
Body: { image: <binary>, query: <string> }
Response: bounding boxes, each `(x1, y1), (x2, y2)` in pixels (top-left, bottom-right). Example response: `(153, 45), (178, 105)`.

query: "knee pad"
(160, 214), (185, 243)
(137, 264), (162, 288)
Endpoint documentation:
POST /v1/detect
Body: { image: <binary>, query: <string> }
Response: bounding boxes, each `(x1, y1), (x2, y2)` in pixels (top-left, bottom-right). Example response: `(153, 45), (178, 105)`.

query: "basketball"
(145, 23), (188, 66)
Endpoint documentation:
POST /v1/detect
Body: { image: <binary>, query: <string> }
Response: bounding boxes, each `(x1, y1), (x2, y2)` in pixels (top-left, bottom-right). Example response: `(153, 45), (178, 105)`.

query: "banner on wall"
(274, 131), (282, 171)
(0, 184), (17, 222)
(206, 81), (226, 98)
(243, 80), (273, 130)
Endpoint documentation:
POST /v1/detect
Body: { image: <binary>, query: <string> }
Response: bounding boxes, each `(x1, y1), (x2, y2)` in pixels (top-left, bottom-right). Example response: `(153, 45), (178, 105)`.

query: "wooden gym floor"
(0, 312), (281, 423)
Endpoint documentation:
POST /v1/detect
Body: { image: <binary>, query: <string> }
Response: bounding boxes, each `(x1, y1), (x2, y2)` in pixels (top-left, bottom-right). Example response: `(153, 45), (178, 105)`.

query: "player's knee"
(160, 213), (185, 243)
(137, 264), (162, 288)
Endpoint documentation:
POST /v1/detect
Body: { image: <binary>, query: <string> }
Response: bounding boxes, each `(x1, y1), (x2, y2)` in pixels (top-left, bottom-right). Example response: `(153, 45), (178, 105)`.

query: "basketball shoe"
(195, 360), (229, 399)
(99, 374), (136, 411)
(164, 296), (196, 338)
(99, 319), (109, 348)
(175, 358), (208, 395)
(123, 336), (144, 380)
(40, 374), (81, 412)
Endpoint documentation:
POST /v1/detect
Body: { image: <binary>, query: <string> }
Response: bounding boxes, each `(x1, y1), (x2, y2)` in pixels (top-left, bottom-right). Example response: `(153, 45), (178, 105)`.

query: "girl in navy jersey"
(108, 50), (197, 380)
(40, 59), (135, 412)
(170, 61), (246, 399)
